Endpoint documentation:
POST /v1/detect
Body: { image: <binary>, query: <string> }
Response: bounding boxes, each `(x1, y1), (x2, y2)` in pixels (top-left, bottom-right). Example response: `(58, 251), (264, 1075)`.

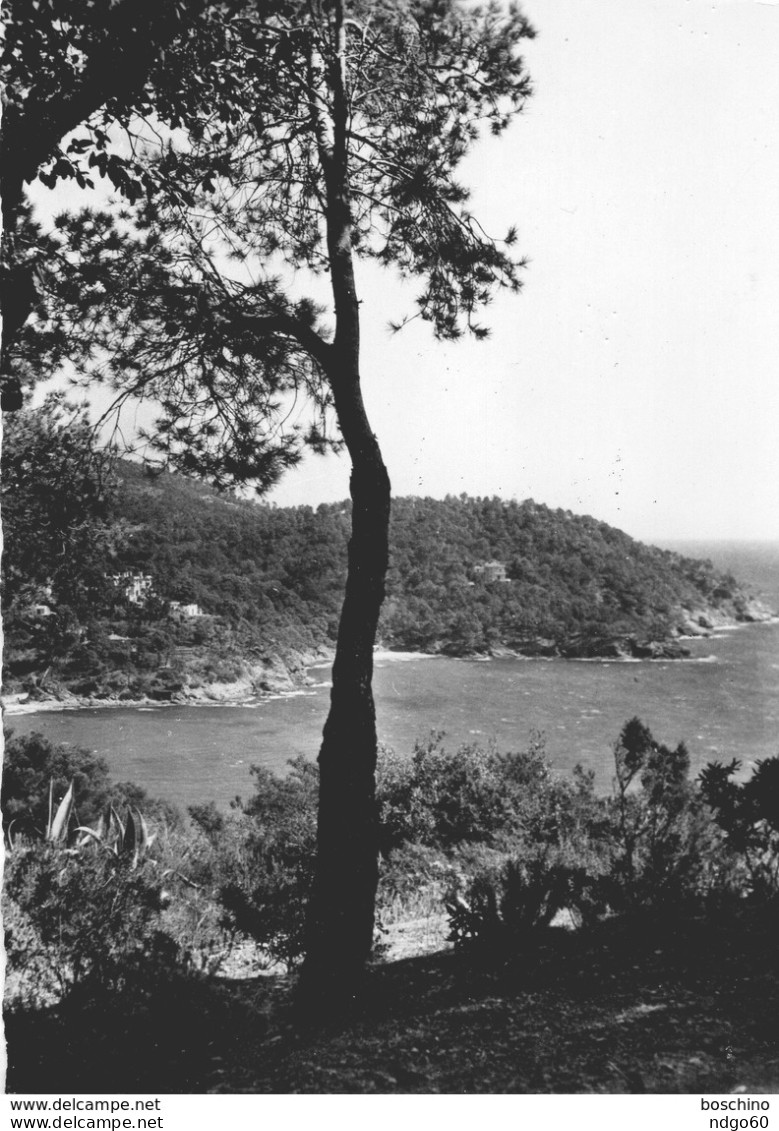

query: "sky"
(264, 0), (779, 543)
(29, 0), (779, 544)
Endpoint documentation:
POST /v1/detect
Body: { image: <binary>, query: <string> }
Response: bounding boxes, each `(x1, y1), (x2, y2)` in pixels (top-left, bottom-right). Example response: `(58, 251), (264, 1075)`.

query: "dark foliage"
(700, 754), (779, 898)
(433, 720), (774, 951)
(4, 843), (173, 1000)
(377, 731), (567, 853)
(607, 718), (716, 913)
(211, 759), (320, 970)
(0, 0), (232, 411)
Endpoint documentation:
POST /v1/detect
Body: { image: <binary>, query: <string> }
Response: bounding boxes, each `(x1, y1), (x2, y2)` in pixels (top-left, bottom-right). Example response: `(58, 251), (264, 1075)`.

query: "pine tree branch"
(230, 311), (332, 372)
(1, 0), (205, 214)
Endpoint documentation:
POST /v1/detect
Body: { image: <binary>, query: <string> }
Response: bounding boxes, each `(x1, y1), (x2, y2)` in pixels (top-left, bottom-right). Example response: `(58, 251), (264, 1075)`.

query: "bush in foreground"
(188, 757), (319, 971)
(4, 843), (175, 1004)
(6, 723), (779, 997)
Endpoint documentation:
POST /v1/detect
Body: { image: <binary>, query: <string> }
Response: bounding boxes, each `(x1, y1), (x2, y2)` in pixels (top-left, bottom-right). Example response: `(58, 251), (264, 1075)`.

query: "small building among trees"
(168, 601), (204, 621)
(111, 572), (155, 605)
(472, 560), (509, 584)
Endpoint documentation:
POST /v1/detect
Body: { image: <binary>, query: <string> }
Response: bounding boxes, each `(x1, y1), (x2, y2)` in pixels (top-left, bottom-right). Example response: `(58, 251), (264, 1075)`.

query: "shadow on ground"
(6, 911), (779, 1093)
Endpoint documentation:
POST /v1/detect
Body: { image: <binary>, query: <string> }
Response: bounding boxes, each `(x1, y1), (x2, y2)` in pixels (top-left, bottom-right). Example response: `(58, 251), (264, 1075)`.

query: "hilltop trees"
(4, 468), (754, 703)
(12, 0), (536, 1003)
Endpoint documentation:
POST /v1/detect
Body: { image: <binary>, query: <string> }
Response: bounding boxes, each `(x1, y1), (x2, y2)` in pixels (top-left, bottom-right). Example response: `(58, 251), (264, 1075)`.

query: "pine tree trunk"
(297, 194), (391, 1008)
(299, 424), (391, 1006)
(297, 0), (391, 1009)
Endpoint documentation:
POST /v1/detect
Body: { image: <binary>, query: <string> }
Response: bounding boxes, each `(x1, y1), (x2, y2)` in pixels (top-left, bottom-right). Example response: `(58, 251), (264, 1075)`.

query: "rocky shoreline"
(4, 602), (775, 717)
(430, 599), (776, 663)
(2, 647), (335, 716)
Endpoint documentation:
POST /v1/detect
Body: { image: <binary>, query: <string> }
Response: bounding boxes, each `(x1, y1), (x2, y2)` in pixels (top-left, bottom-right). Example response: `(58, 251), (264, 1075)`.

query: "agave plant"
(77, 803), (156, 866)
(46, 779), (75, 843)
(3, 779), (75, 850)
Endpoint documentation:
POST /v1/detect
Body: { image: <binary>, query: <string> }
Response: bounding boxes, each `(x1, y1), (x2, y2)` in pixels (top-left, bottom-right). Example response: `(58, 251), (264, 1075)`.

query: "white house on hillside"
(472, 560), (509, 583)
(169, 601), (204, 620)
(111, 572), (155, 604)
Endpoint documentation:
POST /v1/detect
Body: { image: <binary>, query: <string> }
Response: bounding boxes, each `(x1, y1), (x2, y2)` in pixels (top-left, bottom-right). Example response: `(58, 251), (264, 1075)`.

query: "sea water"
(7, 613), (779, 809)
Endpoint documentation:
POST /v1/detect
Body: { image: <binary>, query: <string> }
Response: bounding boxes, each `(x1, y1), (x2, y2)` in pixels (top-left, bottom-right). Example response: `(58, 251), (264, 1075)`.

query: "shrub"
(444, 833), (614, 948)
(607, 718), (720, 914)
(210, 757), (319, 970)
(435, 719), (749, 949)
(376, 732), (555, 853)
(376, 842), (454, 924)
(444, 845), (508, 948)
(4, 842), (174, 1005)
(110, 781), (181, 831)
(700, 755), (779, 901)
(188, 800), (225, 840)
(378, 734), (615, 945)
(145, 822), (240, 977)
(3, 750), (191, 1006)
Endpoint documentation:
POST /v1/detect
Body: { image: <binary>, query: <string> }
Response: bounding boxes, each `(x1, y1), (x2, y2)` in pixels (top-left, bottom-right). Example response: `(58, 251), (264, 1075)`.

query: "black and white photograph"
(2, 0), (778, 1106)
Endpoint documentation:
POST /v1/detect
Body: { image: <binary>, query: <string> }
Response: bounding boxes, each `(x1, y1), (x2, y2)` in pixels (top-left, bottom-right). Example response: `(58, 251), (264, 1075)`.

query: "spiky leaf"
(47, 781), (74, 843)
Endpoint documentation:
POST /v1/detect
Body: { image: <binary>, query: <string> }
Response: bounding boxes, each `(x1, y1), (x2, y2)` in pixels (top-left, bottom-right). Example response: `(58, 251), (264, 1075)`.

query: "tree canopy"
(33, 0), (535, 486)
(0, 0), (231, 406)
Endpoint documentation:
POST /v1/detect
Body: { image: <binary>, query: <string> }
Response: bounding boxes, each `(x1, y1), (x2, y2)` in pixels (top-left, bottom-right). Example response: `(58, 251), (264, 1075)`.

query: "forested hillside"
(3, 454), (771, 705)
(114, 463), (767, 650)
(381, 494), (764, 655)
